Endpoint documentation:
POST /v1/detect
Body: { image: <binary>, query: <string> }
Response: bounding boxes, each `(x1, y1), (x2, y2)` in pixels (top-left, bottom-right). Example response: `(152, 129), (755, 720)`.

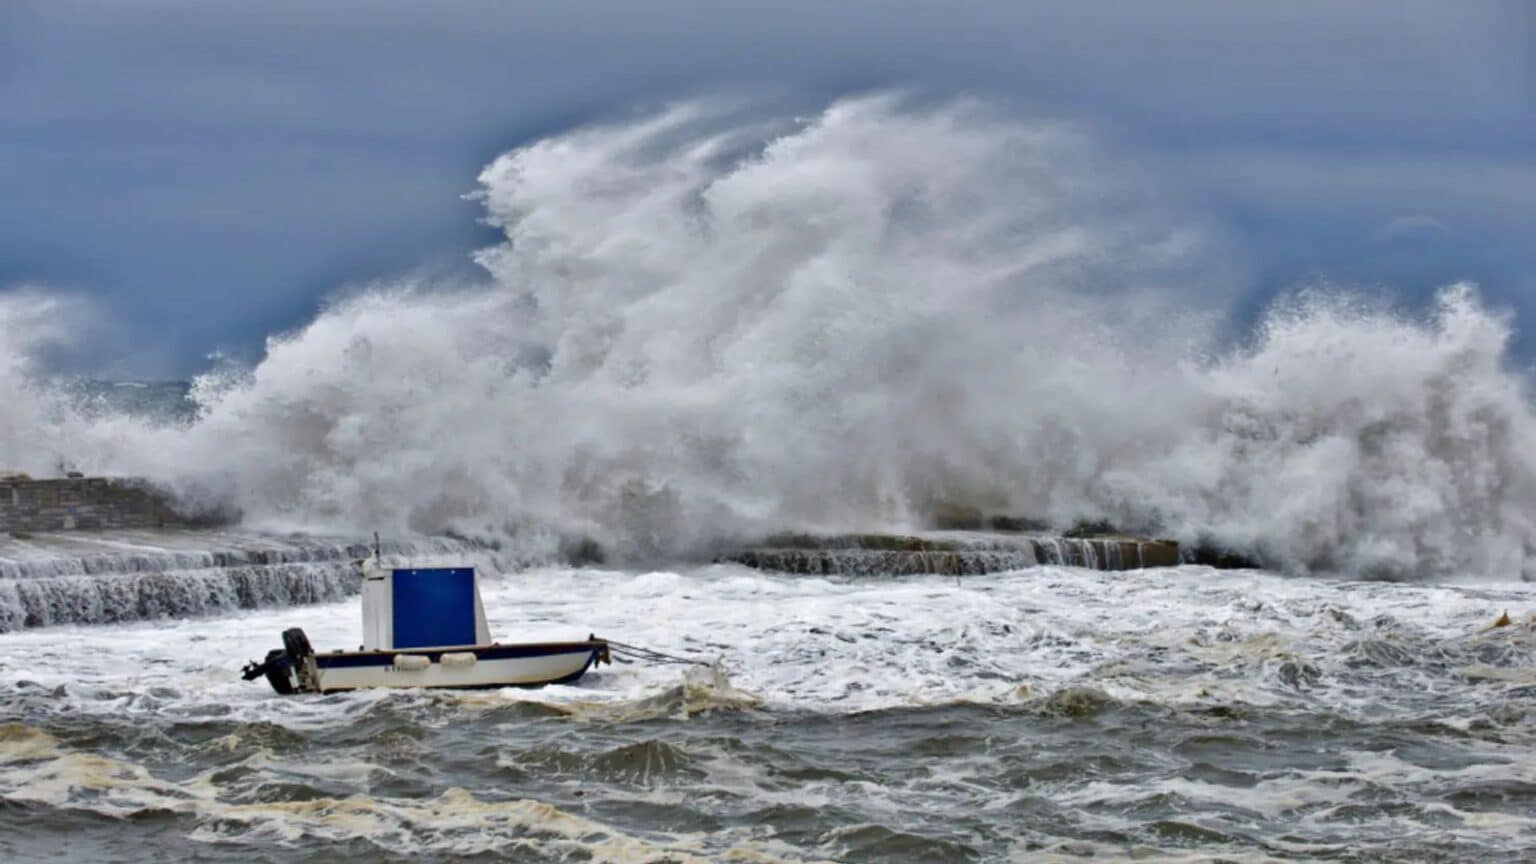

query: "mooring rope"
(601, 638), (707, 666)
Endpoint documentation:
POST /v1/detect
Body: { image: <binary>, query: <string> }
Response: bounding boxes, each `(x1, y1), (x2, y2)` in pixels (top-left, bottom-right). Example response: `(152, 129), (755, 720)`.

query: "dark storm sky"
(1, 0), (1532, 375)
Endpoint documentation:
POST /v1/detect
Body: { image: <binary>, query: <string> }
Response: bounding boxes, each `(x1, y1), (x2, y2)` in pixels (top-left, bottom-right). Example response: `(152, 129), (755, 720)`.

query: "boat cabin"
(361, 558), (491, 650)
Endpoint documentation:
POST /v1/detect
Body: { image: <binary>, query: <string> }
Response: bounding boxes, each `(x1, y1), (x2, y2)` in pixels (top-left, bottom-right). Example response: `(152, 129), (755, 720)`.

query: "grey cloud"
(1, 0), (1532, 373)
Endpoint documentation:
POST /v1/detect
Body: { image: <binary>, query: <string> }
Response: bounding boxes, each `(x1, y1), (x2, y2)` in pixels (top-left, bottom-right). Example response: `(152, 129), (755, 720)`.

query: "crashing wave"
(1, 97), (1533, 580)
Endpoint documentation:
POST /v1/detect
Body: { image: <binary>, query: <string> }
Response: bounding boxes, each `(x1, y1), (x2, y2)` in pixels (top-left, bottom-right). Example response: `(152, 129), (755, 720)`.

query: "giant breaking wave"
(3, 97), (1534, 580)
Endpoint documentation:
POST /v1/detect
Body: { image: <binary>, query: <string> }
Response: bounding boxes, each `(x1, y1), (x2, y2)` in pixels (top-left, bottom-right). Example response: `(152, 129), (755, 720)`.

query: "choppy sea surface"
(0, 557), (1531, 862)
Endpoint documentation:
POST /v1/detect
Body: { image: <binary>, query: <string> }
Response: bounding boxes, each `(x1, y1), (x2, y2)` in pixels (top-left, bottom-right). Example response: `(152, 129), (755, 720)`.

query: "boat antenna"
(373, 531), (381, 561)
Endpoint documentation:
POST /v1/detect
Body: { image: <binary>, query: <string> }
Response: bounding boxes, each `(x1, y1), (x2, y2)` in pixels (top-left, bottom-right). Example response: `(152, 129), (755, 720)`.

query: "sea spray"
(2, 97), (1534, 580)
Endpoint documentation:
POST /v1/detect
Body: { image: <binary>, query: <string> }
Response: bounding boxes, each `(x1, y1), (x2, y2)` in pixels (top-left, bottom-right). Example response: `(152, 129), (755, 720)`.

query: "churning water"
(0, 561), (1531, 861)
(1, 97), (1534, 860)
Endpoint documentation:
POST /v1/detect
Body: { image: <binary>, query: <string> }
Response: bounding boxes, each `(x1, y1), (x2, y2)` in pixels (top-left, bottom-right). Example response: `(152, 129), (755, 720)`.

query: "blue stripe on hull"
(313, 641), (603, 670)
(315, 653), (600, 692)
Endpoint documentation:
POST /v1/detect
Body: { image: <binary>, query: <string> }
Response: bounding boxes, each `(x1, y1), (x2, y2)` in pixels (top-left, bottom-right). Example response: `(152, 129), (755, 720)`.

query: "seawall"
(0, 476), (194, 534)
(0, 530), (502, 632)
(724, 531), (1184, 576)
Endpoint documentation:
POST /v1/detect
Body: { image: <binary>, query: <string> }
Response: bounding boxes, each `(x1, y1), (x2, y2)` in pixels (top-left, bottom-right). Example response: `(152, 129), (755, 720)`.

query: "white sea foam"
(3, 97), (1536, 579)
(0, 564), (1530, 857)
(0, 563), (1528, 729)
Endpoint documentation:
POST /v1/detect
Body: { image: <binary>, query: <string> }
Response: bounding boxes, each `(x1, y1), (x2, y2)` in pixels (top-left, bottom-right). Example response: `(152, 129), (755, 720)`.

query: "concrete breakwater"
(0, 477), (1208, 632)
(0, 530), (494, 632)
(725, 531), (1183, 576)
(0, 475), (519, 633)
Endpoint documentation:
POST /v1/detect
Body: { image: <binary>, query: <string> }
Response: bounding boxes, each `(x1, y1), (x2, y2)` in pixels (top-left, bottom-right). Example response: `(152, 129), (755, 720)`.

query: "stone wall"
(724, 531), (1184, 575)
(0, 477), (191, 534)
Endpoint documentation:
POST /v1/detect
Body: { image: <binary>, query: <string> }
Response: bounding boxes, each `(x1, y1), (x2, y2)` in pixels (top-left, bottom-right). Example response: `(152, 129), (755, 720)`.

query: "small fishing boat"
(242, 553), (609, 694)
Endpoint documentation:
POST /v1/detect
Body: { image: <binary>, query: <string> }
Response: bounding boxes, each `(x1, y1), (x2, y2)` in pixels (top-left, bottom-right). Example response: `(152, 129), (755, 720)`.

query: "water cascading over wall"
(725, 532), (1183, 577)
(0, 533), (503, 633)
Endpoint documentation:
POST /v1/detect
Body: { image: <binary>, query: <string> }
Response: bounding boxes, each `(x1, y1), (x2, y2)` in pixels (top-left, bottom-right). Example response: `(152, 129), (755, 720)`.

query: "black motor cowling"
(282, 628), (313, 662)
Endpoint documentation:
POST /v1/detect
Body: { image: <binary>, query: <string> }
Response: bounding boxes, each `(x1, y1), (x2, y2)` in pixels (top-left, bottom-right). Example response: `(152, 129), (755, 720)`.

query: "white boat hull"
(301, 641), (607, 693)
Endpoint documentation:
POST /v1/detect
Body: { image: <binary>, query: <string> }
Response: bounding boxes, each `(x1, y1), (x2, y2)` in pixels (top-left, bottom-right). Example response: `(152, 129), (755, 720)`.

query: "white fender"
(393, 654), (431, 672)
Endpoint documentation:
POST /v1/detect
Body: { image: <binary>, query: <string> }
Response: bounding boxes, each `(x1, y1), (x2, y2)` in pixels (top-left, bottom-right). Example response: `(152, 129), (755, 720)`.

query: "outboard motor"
(241, 646), (297, 694)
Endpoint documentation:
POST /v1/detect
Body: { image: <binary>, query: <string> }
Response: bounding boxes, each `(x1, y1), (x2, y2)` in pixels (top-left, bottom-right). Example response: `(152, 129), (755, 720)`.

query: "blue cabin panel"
(391, 567), (478, 648)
